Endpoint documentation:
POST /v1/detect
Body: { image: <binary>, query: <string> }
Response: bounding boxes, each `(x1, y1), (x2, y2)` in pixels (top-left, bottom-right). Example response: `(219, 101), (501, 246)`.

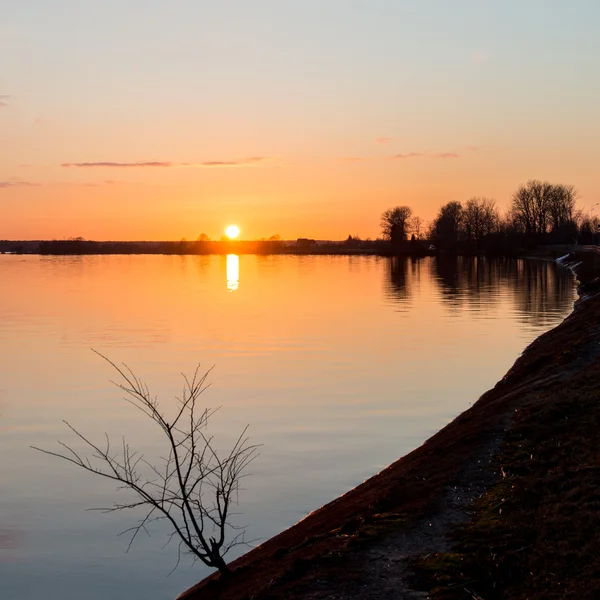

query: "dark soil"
(178, 252), (600, 600)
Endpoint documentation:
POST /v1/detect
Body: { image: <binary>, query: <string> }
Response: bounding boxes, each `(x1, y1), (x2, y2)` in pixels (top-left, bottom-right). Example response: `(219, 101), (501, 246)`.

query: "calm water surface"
(0, 255), (575, 599)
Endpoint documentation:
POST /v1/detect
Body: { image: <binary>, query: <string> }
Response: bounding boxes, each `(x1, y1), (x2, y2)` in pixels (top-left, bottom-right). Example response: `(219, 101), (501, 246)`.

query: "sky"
(2, 0), (600, 241)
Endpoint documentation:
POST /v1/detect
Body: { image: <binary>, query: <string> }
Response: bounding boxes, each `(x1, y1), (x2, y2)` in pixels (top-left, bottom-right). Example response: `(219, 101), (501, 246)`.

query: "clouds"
(0, 180), (37, 188)
(0, 179), (118, 189)
(61, 157), (269, 168)
(199, 157), (266, 167)
(392, 151), (459, 160)
(432, 152), (459, 159)
(0, 95), (10, 108)
(62, 161), (171, 168)
(1, 157), (272, 191)
(393, 152), (425, 160)
(338, 146), (465, 162)
(79, 180), (117, 187)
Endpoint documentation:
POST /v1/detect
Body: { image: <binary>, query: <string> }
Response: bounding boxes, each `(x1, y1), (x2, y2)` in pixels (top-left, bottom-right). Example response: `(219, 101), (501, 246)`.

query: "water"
(0, 254), (575, 599)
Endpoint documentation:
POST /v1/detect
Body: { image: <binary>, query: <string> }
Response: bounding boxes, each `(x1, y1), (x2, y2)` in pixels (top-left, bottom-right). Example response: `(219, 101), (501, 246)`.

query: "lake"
(0, 254), (575, 599)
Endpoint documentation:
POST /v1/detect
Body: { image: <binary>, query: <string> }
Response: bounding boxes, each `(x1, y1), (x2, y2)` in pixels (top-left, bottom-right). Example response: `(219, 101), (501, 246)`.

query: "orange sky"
(2, 1), (600, 241)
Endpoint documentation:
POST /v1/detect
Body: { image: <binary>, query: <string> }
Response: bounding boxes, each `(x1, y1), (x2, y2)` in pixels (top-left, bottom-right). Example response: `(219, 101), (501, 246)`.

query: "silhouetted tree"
(548, 185), (577, 231)
(510, 180), (580, 245)
(410, 216), (424, 239)
(511, 181), (544, 236)
(578, 215), (600, 244)
(197, 233), (210, 242)
(431, 201), (464, 251)
(343, 235), (363, 249)
(178, 238), (190, 254)
(510, 180), (553, 237)
(381, 206), (413, 242)
(547, 184), (579, 243)
(33, 355), (259, 578)
(463, 198), (500, 251)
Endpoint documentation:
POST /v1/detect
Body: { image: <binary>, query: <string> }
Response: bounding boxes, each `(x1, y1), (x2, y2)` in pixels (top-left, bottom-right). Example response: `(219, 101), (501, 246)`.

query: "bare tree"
(381, 206), (413, 242)
(32, 354), (259, 578)
(548, 184), (577, 232)
(577, 213), (600, 244)
(410, 216), (424, 239)
(510, 180), (554, 236)
(510, 180), (580, 244)
(463, 197), (500, 246)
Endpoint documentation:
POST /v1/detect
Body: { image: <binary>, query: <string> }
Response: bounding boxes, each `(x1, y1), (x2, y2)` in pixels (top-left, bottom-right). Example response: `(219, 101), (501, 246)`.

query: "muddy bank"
(178, 251), (600, 600)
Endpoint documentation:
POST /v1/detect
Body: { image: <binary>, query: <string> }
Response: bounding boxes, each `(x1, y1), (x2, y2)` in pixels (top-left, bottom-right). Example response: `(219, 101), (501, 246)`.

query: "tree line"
(381, 179), (599, 254)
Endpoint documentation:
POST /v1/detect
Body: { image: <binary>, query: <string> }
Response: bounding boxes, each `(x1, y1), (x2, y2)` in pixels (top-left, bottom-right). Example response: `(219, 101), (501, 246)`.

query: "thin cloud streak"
(392, 151), (459, 160)
(197, 156), (266, 167)
(393, 152), (425, 159)
(62, 161), (171, 168)
(0, 180), (38, 188)
(376, 137), (393, 144)
(71, 179), (118, 188)
(61, 157), (269, 168)
(2, 179), (121, 189)
(433, 152), (459, 159)
(79, 180), (117, 187)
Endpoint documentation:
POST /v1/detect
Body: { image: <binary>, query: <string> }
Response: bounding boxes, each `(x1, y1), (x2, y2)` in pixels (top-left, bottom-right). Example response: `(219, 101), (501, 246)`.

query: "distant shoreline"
(0, 239), (584, 260)
(0, 238), (435, 257)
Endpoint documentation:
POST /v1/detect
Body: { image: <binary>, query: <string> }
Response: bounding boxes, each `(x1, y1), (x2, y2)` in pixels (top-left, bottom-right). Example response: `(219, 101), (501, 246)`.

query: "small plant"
(32, 353), (259, 577)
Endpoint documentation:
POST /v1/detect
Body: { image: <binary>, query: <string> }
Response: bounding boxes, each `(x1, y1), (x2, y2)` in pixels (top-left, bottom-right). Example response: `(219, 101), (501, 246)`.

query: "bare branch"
(31, 355), (259, 578)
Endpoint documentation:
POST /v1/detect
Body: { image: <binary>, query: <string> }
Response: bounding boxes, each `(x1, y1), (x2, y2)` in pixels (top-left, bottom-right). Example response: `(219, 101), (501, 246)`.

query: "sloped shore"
(179, 251), (600, 600)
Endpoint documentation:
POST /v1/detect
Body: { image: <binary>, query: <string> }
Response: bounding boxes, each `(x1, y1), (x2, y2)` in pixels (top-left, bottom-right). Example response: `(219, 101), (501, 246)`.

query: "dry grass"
(415, 366), (600, 599)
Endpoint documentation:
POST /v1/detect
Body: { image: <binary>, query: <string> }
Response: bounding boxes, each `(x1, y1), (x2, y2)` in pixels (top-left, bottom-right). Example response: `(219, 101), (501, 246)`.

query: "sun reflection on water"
(226, 254), (239, 291)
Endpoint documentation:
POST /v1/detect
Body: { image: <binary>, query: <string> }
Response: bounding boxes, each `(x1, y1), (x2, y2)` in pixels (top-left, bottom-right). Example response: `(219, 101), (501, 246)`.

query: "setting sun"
(225, 225), (240, 239)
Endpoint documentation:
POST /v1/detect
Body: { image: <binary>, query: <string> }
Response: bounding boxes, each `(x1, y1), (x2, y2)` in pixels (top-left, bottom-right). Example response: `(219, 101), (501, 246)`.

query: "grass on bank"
(414, 366), (600, 600)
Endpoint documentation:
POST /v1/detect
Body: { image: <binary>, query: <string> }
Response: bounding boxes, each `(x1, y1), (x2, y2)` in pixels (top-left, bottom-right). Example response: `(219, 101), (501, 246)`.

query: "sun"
(225, 225), (240, 240)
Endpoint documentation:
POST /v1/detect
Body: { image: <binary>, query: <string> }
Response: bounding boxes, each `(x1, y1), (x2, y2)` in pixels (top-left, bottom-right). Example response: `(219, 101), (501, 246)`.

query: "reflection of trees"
(509, 260), (575, 328)
(430, 257), (575, 326)
(434, 256), (503, 304)
(433, 256), (462, 307)
(384, 257), (412, 305)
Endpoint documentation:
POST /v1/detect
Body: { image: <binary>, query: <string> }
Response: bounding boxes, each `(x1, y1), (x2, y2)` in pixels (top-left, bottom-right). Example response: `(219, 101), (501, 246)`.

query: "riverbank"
(179, 250), (600, 599)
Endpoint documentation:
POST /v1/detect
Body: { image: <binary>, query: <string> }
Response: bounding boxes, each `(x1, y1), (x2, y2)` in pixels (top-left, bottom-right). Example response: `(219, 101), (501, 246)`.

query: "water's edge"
(178, 252), (596, 600)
